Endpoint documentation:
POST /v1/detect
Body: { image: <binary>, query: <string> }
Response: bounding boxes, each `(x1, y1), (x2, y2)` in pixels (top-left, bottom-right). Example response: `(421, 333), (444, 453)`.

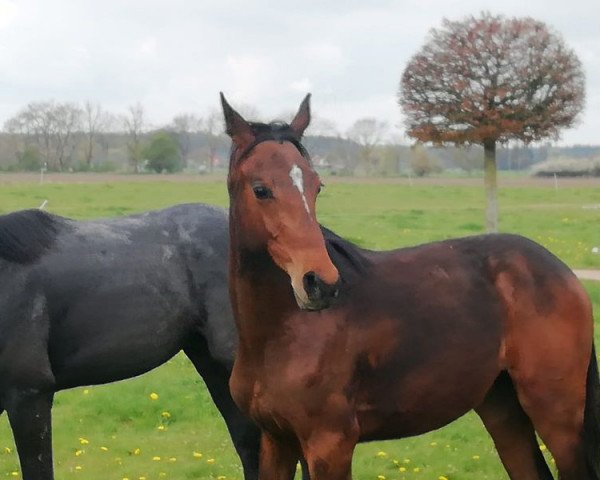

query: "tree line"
(0, 100), (230, 173)
(0, 99), (594, 176)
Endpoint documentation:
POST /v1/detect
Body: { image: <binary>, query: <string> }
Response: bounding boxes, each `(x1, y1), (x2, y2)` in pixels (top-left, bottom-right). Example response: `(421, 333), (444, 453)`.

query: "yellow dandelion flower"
(168, 457), (177, 462)
(472, 455), (480, 460)
(83, 389), (89, 395)
(207, 458), (216, 464)
(392, 460), (399, 465)
(161, 411), (171, 419)
(193, 451), (203, 458)
(100, 446), (109, 452)
(539, 444), (547, 451)
(430, 441), (437, 446)
(75, 449), (83, 456)
(10, 472), (19, 477)
(4, 446), (13, 454)
(139, 477), (147, 480)
(133, 448), (141, 456)
(375, 451), (387, 458)
(377, 475), (386, 480)
(217, 476), (227, 480)
(152, 456), (161, 461)
(75, 466), (82, 471)
(413, 467), (420, 472)
(79, 438), (89, 445)
(439, 476), (449, 480)
(122, 477), (129, 480)
(149, 392), (159, 400)
(399, 467), (406, 473)
(157, 425), (166, 431)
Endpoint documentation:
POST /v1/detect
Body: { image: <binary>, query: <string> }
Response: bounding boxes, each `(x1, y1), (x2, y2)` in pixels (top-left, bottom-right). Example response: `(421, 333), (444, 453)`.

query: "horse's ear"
(220, 92), (255, 150)
(290, 93), (311, 138)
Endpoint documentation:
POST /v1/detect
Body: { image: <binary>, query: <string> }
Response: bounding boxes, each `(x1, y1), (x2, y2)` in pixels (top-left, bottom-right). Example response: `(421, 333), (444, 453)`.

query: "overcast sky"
(0, 0), (598, 145)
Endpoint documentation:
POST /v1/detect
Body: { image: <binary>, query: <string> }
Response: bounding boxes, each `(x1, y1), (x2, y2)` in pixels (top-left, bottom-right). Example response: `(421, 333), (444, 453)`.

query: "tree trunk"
(483, 139), (498, 233)
(86, 133), (94, 167)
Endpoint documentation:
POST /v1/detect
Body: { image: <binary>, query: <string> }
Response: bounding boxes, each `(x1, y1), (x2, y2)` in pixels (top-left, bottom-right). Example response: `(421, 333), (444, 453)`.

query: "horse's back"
(0, 204), (233, 390)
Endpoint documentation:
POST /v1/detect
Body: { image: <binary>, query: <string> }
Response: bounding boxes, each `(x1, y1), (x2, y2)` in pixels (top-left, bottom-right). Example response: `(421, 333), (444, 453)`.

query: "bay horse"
(0, 204), (264, 480)
(221, 92), (600, 480)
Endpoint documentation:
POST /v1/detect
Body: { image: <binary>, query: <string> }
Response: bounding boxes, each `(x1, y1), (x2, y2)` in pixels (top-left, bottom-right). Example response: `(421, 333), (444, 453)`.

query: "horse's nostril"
(303, 271), (319, 293)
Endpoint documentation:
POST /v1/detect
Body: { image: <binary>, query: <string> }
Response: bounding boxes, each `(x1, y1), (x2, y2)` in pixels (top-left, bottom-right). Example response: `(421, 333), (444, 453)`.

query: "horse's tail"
(584, 344), (600, 480)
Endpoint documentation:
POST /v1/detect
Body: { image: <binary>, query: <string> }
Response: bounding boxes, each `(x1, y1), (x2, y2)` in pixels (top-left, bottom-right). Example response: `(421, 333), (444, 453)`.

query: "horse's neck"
(229, 237), (297, 349)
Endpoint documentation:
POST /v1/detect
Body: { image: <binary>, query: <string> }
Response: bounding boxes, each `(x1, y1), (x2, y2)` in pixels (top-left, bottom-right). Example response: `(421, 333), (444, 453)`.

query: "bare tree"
(4, 101), (81, 170)
(346, 118), (388, 175)
(171, 113), (203, 168)
(307, 116), (339, 137)
(202, 109), (224, 173)
(52, 102), (82, 170)
(82, 101), (112, 168)
(399, 13), (585, 232)
(123, 102), (145, 172)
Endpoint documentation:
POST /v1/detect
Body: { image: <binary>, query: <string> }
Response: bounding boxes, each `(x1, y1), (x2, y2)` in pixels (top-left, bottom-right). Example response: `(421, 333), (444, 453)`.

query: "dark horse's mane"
(321, 226), (372, 284)
(0, 209), (64, 264)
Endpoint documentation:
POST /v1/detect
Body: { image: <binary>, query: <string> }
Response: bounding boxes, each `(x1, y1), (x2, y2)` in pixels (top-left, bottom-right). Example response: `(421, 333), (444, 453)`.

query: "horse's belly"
(356, 349), (501, 441)
(50, 310), (190, 389)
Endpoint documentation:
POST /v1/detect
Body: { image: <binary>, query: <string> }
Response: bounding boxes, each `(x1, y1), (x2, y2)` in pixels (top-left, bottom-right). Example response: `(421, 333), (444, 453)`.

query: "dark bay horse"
(221, 93), (600, 480)
(0, 204), (263, 480)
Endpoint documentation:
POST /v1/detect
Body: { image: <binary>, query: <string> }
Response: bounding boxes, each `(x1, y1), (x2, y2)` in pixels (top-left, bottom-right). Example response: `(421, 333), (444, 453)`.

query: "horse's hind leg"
(510, 361), (589, 480)
(475, 373), (553, 480)
(4, 390), (54, 480)
(505, 322), (591, 478)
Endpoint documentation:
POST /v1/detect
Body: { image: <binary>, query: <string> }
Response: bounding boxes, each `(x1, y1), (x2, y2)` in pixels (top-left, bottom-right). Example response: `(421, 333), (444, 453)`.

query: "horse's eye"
(317, 183), (325, 194)
(253, 185), (273, 200)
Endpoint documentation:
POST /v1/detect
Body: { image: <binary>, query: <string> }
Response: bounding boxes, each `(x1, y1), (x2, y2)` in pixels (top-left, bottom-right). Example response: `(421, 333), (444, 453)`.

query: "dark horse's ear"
(220, 92), (255, 151)
(290, 93), (311, 138)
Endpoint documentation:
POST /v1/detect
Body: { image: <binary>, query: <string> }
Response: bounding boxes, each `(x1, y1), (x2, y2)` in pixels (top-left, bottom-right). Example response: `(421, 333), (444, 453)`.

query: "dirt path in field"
(574, 270), (600, 282)
(2, 172), (600, 188)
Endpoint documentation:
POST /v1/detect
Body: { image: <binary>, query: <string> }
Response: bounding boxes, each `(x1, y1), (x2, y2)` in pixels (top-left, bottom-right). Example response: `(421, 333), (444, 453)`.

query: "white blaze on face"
(289, 164), (310, 214)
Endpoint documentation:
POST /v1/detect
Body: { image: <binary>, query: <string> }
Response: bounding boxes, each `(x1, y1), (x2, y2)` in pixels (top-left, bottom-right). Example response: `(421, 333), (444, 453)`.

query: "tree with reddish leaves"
(399, 13), (585, 232)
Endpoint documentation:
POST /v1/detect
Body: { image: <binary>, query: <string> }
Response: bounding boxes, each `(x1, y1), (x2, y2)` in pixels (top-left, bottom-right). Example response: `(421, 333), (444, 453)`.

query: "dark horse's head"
(221, 93), (340, 311)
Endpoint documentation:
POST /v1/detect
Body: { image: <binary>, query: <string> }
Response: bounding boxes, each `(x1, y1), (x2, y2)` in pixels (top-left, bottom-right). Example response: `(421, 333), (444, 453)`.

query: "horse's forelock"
(229, 121), (311, 168)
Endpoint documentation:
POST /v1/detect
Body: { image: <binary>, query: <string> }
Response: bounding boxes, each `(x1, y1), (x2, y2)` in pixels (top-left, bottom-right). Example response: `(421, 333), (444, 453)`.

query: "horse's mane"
(0, 209), (64, 264)
(229, 121), (311, 166)
(321, 225), (372, 283)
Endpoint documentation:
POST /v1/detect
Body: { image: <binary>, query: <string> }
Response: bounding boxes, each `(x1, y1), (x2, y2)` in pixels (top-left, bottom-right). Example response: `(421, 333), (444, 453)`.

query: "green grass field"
(1, 176), (600, 480)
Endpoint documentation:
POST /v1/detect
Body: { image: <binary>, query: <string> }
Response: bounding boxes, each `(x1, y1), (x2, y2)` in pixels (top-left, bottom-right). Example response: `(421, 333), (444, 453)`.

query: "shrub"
(530, 157), (600, 177)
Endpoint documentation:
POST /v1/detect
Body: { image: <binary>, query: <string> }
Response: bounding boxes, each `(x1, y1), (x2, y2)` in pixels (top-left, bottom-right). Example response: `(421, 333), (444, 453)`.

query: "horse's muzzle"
(301, 271), (340, 310)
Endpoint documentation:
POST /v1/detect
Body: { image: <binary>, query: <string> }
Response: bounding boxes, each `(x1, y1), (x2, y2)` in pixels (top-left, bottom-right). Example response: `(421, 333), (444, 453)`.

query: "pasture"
(1, 173), (600, 480)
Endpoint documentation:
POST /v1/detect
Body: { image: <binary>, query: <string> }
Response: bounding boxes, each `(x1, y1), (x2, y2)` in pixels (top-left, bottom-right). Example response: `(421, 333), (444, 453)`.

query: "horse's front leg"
(301, 423), (359, 480)
(4, 389), (55, 480)
(259, 432), (300, 480)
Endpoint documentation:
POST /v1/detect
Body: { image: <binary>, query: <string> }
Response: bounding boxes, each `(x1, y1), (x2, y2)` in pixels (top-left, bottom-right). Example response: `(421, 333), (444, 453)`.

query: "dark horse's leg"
(1, 288), (56, 480)
(476, 373), (553, 480)
(184, 337), (262, 480)
(4, 390), (54, 480)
